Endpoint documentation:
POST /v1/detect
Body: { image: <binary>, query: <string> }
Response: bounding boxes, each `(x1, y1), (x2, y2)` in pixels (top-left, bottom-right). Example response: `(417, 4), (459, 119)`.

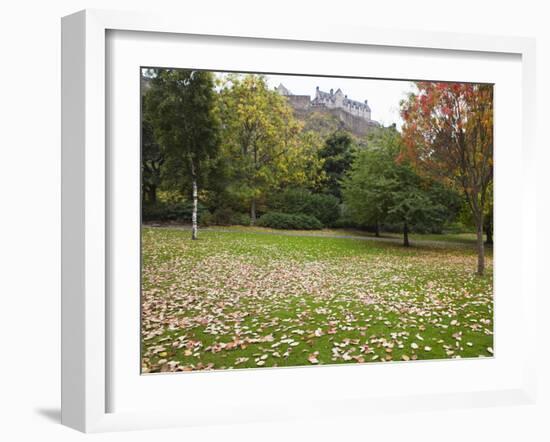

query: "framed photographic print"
(61, 9), (537, 432)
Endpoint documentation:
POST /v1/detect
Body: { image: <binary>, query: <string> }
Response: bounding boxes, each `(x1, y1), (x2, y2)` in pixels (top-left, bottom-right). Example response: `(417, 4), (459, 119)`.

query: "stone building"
(312, 86), (372, 120)
(276, 83), (379, 136)
(275, 84), (311, 110)
(275, 83), (379, 137)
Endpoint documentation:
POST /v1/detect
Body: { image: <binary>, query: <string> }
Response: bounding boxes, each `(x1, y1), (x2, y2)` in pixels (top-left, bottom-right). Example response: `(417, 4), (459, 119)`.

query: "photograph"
(140, 68), (494, 374)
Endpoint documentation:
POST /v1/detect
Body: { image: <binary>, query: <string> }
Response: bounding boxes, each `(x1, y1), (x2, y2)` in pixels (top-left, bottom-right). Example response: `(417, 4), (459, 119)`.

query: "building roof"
(275, 83), (292, 96)
(344, 96), (371, 112)
(314, 87), (371, 112)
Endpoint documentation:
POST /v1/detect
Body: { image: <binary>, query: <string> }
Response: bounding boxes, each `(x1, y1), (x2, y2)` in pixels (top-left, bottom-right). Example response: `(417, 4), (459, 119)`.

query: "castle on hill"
(275, 83), (379, 136)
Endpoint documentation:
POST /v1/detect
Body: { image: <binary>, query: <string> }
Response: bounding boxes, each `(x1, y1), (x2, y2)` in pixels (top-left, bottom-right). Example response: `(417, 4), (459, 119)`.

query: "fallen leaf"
(308, 353), (319, 364)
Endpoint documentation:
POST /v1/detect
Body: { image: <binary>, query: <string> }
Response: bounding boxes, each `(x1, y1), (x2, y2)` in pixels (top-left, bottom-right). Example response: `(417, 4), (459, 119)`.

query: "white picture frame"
(61, 9), (538, 433)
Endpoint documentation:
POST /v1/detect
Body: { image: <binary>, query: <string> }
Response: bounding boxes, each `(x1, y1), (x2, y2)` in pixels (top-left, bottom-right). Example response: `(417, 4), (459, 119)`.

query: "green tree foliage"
(143, 68), (220, 239)
(422, 182), (463, 233)
(343, 127), (455, 246)
(218, 74), (323, 224)
(267, 188), (340, 227)
(384, 167), (446, 246)
(457, 181), (493, 244)
(319, 130), (356, 199)
(342, 129), (396, 235)
(141, 118), (164, 205)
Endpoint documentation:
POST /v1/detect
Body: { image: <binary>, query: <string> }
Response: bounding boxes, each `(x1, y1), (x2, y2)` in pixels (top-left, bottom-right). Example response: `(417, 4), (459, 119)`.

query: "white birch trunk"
(191, 177), (198, 240)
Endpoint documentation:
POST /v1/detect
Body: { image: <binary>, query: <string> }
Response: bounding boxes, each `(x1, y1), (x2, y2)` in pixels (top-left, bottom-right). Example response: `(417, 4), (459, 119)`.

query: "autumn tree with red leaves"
(401, 82), (493, 275)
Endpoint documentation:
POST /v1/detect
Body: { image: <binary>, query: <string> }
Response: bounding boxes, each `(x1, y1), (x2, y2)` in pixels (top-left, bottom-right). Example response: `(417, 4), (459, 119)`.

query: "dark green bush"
(210, 207), (234, 225)
(331, 216), (361, 229)
(257, 212), (322, 230)
(142, 203), (171, 221)
(199, 211), (214, 226)
(210, 207), (251, 226)
(230, 212), (251, 226)
(268, 188), (340, 226)
(308, 193), (341, 226)
(142, 201), (209, 222)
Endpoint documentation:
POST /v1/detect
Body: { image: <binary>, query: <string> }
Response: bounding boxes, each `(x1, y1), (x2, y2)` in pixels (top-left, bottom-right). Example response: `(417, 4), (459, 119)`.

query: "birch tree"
(144, 69), (219, 240)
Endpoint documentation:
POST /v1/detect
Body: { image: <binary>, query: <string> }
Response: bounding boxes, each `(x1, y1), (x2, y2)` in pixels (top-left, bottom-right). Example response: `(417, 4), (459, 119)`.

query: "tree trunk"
(250, 198), (256, 226)
(191, 175), (198, 241)
(403, 221), (410, 247)
(375, 221), (380, 237)
(485, 220), (493, 245)
(476, 214), (485, 275)
(147, 185), (157, 205)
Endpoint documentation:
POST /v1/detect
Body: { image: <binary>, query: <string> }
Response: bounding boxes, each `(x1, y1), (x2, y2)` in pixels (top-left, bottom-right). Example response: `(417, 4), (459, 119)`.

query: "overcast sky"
(214, 72), (414, 129)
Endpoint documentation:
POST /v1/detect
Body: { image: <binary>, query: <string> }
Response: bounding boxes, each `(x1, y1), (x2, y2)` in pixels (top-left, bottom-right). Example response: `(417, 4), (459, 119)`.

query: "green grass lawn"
(151, 223), (482, 246)
(141, 226), (493, 373)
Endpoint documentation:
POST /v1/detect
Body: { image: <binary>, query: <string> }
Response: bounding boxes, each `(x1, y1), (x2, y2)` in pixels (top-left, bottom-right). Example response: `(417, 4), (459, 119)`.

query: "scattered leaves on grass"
(141, 228), (493, 373)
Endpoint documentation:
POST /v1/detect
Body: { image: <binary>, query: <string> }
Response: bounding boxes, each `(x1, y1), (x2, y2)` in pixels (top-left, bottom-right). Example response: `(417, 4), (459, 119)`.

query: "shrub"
(268, 188), (340, 226)
(257, 212), (322, 230)
(309, 194), (340, 226)
(332, 216), (361, 229)
(142, 203), (171, 222)
(142, 201), (209, 222)
(199, 211), (214, 227)
(210, 207), (251, 226)
(210, 207), (235, 225)
(230, 212), (251, 226)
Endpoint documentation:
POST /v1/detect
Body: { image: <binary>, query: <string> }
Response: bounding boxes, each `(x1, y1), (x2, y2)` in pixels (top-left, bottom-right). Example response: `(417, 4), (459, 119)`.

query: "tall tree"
(343, 127), (446, 246)
(342, 128), (395, 236)
(144, 69), (220, 240)
(218, 74), (322, 224)
(385, 167), (446, 247)
(141, 119), (164, 205)
(319, 130), (355, 200)
(401, 82), (493, 274)
(141, 71), (164, 205)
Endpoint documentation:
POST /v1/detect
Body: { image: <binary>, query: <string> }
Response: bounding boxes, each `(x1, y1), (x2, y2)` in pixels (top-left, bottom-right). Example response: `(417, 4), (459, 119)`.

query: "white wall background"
(0, 1), (547, 441)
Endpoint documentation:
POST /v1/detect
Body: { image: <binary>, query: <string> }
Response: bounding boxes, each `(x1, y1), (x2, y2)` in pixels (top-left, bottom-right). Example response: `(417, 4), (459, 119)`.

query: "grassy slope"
(141, 227), (493, 373)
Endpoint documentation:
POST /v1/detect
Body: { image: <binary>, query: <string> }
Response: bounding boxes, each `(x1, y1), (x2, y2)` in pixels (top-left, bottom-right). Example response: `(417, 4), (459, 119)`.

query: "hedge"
(256, 212), (322, 230)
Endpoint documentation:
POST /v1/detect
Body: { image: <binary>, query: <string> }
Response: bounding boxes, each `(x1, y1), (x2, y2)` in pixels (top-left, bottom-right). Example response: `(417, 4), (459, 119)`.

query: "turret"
(275, 83), (292, 96)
